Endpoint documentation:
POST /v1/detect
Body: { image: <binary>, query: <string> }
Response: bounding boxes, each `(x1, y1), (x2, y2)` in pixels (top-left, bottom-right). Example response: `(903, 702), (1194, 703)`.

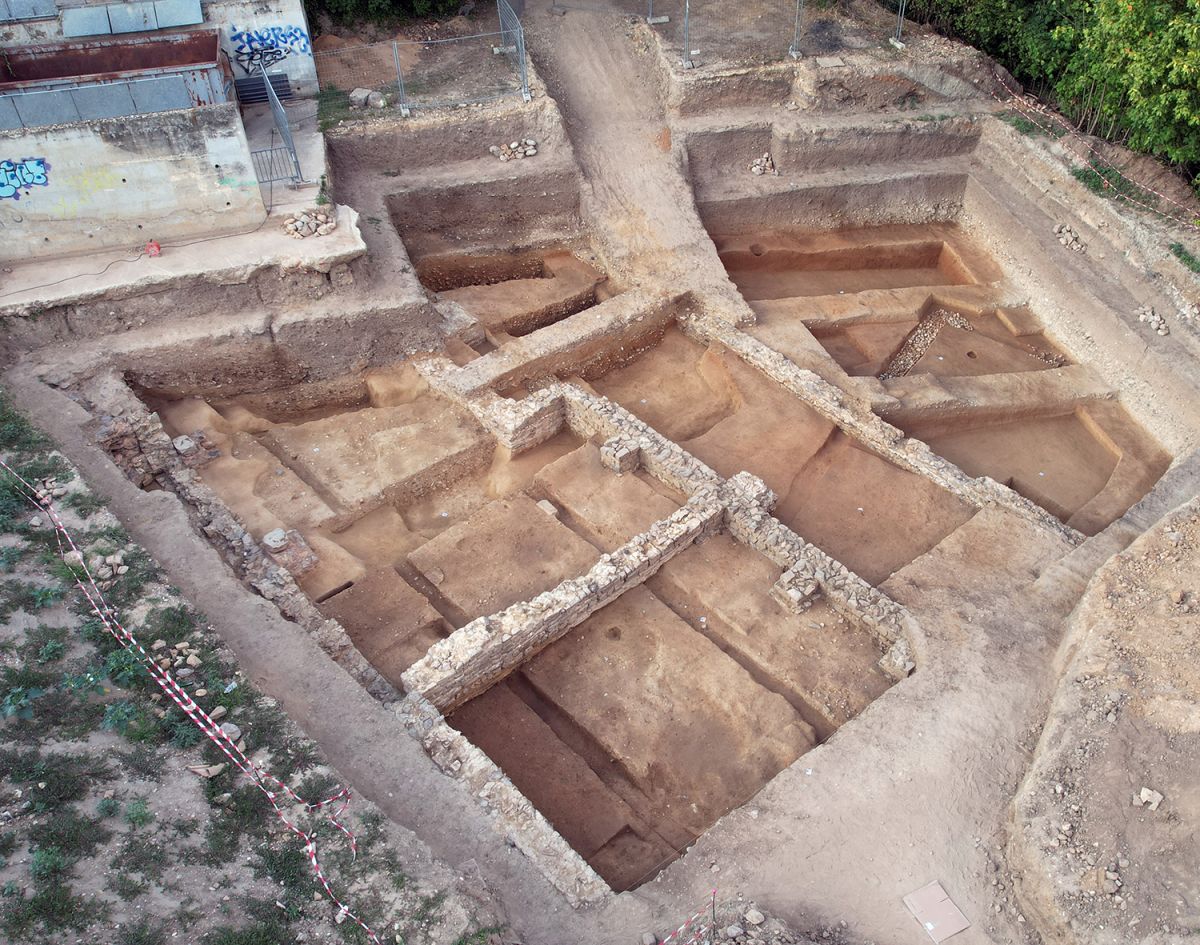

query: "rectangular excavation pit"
(583, 325), (976, 583)
(712, 224), (986, 301)
(413, 247), (618, 341)
(896, 402), (1172, 536)
(436, 439), (894, 891)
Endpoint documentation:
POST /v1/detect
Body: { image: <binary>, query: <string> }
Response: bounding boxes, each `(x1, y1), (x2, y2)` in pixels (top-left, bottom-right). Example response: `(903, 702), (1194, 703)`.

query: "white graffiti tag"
(0, 157), (48, 200)
(229, 24), (311, 75)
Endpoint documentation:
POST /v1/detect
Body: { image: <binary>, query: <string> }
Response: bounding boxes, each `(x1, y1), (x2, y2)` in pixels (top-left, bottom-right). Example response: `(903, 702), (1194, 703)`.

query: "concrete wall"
(0, 102), (264, 261)
(0, 0), (318, 97)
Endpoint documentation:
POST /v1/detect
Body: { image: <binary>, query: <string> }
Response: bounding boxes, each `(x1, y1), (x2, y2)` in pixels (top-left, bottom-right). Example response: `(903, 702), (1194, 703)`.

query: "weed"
(124, 798), (154, 829)
(254, 842), (317, 896)
(105, 648), (147, 688)
(108, 872), (150, 901)
(34, 639), (63, 664)
(0, 545), (24, 572)
(1169, 242), (1200, 274)
(119, 833), (168, 881)
(317, 87), (355, 133)
(0, 748), (113, 809)
(0, 391), (50, 453)
(96, 797), (119, 818)
(61, 665), (106, 699)
(454, 928), (505, 945)
(413, 890), (446, 924)
(102, 700), (147, 736)
(117, 919), (168, 945)
(1, 879), (103, 936)
(29, 585), (64, 609)
(30, 809), (112, 859)
(1, 685), (45, 719)
(1072, 160), (1159, 207)
(0, 832), (16, 859)
(162, 708), (203, 748)
(63, 491), (106, 518)
(29, 846), (70, 880)
(143, 604), (196, 646)
(203, 916), (292, 945)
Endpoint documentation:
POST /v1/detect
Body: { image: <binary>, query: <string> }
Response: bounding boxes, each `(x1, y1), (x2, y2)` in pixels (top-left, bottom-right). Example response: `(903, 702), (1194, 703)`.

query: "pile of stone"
(348, 87), (387, 109)
(81, 550), (129, 588)
(1053, 222), (1086, 252)
(750, 152), (777, 176)
(149, 635), (204, 677)
(489, 138), (538, 161)
(1136, 303), (1169, 336)
(31, 475), (67, 505)
(284, 209), (337, 240)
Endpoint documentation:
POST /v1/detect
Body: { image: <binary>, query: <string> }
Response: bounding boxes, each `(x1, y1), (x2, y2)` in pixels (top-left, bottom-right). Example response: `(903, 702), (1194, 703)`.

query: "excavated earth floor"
(4, 2), (1200, 944)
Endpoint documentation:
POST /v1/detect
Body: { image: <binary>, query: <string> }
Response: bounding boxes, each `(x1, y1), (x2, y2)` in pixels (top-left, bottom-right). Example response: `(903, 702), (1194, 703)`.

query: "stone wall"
(0, 104), (264, 262)
(401, 494), (726, 711)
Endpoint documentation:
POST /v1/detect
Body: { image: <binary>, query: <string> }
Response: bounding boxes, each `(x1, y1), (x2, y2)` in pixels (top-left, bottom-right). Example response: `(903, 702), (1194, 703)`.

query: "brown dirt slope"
(1010, 497), (1200, 944)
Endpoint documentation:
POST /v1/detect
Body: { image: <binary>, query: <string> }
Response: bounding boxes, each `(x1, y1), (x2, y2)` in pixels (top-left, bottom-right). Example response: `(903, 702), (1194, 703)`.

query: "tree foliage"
(305, 0), (463, 30)
(904, 0), (1200, 188)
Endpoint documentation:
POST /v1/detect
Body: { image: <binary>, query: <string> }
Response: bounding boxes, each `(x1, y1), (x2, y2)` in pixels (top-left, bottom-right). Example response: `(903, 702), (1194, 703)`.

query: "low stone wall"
(401, 493), (726, 711)
(395, 695), (609, 906)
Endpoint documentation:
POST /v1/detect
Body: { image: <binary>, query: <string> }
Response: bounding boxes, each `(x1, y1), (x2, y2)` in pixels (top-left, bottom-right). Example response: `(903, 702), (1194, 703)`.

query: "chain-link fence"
(672, 0), (806, 67)
(313, 0), (530, 118)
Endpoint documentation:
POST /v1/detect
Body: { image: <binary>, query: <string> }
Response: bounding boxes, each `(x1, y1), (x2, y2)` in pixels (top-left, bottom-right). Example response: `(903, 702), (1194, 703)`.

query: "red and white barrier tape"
(659, 892), (718, 945)
(984, 70), (1200, 234)
(1, 458), (382, 944)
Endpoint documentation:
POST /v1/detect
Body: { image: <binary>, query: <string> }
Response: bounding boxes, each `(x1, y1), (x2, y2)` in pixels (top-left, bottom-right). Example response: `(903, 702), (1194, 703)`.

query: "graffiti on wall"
(0, 158), (49, 200)
(229, 24), (311, 75)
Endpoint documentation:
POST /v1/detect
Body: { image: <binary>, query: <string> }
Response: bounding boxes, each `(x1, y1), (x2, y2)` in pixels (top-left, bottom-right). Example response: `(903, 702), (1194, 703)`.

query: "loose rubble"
(348, 87), (387, 109)
(489, 138), (538, 161)
(284, 209), (338, 240)
(1053, 222), (1086, 253)
(1136, 303), (1169, 336)
(749, 152), (777, 176)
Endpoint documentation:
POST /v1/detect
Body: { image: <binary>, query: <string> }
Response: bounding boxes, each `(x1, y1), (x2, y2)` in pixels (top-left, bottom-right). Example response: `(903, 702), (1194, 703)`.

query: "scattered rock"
(641, 934), (658, 945)
(724, 925), (744, 940)
(366, 90), (386, 109)
(219, 722), (243, 742)
(348, 87), (371, 108)
(186, 763), (227, 779)
(744, 909), (765, 926)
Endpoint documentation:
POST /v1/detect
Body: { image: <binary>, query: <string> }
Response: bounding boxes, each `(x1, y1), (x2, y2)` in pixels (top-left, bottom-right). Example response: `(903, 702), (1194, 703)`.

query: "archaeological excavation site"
(2, 1), (1198, 944)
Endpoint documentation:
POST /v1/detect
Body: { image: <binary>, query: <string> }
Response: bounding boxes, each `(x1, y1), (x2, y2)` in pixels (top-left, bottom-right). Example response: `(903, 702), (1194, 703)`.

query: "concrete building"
(0, 0), (320, 261)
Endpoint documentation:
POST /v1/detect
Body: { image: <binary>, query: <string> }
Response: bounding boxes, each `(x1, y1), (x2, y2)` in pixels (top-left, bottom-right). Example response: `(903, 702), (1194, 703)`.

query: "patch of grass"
(0, 747), (113, 809)
(317, 86), (356, 133)
(143, 604), (197, 647)
(105, 648), (148, 688)
(62, 491), (106, 518)
(124, 798), (154, 829)
(96, 797), (119, 818)
(0, 391), (51, 453)
(118, 919), (169, 945)
(1, 879), (104, 936)
(29, 846), (71, 881)
(30, 808), (112, 859)
(107, 872), (150, 901)
(0, 832), (17, 859)
(454, 927), (506, 945)
(0, 545), (25, 572)
(412, 890), (447, 924)
(1072, 160), (1159, 207)
(1169, 241), (1200, 273)
(119, 833), (168, 881)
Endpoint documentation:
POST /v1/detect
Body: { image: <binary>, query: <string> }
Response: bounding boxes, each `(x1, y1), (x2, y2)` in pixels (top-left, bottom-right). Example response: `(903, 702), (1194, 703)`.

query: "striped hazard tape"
(983, 69), (1200, 234)
(1, 458), (383, 944)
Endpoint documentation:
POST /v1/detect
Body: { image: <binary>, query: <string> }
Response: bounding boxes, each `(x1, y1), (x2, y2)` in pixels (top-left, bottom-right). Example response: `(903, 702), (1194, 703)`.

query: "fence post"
(392, 41), (411, 116)
(681, 0), (692, 68)
(789, 0), (804, 59)
(892, 0), (909, 47)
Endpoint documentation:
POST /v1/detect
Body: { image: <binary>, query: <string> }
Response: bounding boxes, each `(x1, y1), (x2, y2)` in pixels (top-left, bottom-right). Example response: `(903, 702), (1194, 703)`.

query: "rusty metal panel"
(61, 6), (113, 37)
(153, 0), (202, 29)
(107, 2), (158, 33)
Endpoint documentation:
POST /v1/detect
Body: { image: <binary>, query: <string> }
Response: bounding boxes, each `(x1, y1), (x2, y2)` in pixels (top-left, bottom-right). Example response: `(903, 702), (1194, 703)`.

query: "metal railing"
(313, 1), (530, 115)
(256, 63), (302, 183)
(0, 73), (192, 131)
